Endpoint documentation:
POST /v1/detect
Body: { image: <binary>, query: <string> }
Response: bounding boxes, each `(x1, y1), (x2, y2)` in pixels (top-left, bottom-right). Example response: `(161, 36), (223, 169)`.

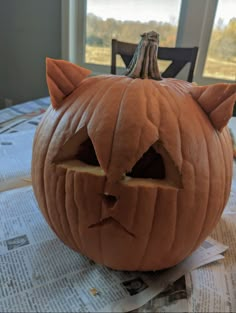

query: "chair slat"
(111, 39), (198, 82)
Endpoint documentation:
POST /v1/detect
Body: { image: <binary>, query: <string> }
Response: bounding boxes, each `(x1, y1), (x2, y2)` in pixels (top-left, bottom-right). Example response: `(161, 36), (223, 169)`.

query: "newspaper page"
(0, 130), (35, 191)
(186, 214), (236, 313)
(0, 114), (44, 134)
(0, 97), (50, 134)
(0, 186), (227, 313)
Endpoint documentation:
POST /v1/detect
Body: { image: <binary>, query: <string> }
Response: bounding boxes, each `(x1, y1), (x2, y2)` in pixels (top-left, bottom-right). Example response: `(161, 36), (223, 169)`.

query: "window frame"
(61, 0), (234, 83)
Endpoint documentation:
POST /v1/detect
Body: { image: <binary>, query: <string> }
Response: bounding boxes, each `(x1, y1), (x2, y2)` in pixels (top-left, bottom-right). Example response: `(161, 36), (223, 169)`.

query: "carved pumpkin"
(32, 32), (236, 271)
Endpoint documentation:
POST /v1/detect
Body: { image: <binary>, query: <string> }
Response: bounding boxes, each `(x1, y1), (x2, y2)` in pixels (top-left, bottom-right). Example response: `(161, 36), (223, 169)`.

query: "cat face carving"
(31, 58), (235, 271)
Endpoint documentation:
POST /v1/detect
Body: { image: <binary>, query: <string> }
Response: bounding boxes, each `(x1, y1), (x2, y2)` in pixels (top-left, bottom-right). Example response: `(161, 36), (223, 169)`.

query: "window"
(62, 0), (235, 83)
(85, 0), (181, 69)
(203, 0), (236, 81)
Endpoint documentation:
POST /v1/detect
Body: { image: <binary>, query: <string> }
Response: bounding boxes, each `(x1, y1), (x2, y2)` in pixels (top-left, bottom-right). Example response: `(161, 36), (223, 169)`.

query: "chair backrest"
(111, 38), (198, 82)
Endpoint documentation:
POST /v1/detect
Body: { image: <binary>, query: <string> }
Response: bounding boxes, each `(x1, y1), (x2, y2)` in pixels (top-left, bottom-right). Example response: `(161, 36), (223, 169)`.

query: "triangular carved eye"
(126, 142), (183, 189)
(76, 138), (99, 166)
(54, 127), (100, 167)
(126, 147), (165, 179)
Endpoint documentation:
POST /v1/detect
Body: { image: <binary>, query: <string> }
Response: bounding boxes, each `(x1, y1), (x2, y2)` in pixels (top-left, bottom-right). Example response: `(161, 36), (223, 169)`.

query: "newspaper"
(0, 186), (228, 313)
(0, 130), (35, 192)
(0, 97), (49, 134)
(0, 114), (44, 134)
(0, 98), (46, 191)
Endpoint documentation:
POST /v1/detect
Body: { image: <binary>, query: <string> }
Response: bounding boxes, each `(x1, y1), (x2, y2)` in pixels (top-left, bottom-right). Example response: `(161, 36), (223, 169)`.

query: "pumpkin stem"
(125, 31), (162, 80)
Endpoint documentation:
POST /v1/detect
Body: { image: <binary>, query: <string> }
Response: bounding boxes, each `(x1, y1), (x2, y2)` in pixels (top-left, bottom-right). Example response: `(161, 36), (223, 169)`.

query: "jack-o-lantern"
(32, 32), (236, 271)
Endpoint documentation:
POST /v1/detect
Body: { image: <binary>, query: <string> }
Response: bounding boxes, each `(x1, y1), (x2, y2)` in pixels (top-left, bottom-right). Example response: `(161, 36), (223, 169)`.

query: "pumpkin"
(32, 31), (236, 271)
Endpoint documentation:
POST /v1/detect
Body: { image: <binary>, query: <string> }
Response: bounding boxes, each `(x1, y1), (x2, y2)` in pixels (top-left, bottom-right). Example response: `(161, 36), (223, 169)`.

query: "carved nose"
(102, 193), (118, 209)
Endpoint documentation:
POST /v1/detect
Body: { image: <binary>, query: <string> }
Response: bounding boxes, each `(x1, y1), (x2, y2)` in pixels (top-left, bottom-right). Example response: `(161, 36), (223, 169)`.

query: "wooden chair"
(111, 38), (199, 82)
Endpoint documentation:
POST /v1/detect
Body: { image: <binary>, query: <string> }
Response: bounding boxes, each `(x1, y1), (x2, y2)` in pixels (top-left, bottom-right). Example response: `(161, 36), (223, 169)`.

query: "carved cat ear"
(190, 83), (236, 131)
(46, 58), (91, 109)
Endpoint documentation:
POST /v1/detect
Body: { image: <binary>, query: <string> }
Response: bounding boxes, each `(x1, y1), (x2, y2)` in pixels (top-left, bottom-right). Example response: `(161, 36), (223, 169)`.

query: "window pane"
(203, 0), (236, 80)
(86, 0), (181, 69)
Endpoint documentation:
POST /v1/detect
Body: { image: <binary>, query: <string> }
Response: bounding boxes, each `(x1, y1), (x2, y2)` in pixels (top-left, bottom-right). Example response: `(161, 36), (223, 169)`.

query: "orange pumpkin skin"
(31, 61), (235, 271)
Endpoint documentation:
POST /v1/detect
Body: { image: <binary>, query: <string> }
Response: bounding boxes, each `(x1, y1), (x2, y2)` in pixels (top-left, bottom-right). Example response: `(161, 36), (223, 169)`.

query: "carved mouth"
(89, 217), (135, 238)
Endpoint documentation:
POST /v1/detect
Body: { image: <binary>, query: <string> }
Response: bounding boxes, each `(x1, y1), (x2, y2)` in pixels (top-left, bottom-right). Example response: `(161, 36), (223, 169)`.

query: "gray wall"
(0, 0), (61, 107)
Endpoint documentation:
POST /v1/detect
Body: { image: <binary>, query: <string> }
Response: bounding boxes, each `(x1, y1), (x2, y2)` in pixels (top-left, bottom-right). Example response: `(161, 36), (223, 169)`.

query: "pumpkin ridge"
(190, 114), (213, 251)
(73, 171), (86, 254)
(56, 175), (68, 243)
(168, 188), (179, 256)
(42, 107), (70, 233)
(99, 171), (109, 266)
(172, 101), (209, 257)
(193, 107), (225, 250)
(216, 131), (228, 210)
(176, 160), (197, 259)
(107, 78), (136, 178)
(225, 129), (234, 200)
(72, 79), (111, 133)
(130, 185), (140, 243)
(52, 163), (70, 245)
(216, 130), (232, 217)
(100, 177), (106, 265)
(84, 76), (125, 122)
(155, 190), (179, 266)
(87, 77), (118, 124)
(120, 80), (160, 176)
(56, 77), (115, 163)
(168, 80), (191, 95)
(218, 131), (229, 210)
(166, 86), (183, 118)
(68, 76), (116, 130)
(57, 174), (78, 249)
(142, 81), (161, 135)
(86, 76), (129, 123)
(65, 175), (76, 241)
(73, 171), (89, 256)
(194, 117), (215, 250)
(87, 76), (130, 172)
(145, 82), (161, 130)
(152, 81), (180, 118)
(137, 188), (158, 269)
(163, 87), (184, 174)
(202, 124), (227, 234)
(64, 170), (82, 251)
(32, 109), (57, 228)
(151, 80), (183, 171)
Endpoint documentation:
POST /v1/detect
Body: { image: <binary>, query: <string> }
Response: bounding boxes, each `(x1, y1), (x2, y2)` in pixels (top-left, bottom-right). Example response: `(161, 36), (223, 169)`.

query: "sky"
(215, 0), (235, 25)
(87, 0), (235, 25)
(87, 0), (182, 24)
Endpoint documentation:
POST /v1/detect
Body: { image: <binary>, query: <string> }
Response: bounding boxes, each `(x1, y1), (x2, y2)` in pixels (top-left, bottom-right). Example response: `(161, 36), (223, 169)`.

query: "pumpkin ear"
(46, 58), (91, 109)
(190, 83), (236, 131)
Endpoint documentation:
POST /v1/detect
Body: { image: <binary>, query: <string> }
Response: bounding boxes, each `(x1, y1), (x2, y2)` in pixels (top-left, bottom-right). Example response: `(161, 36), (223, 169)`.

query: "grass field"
(86, 46), (236, 81)
(203, 57), (236, 81)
